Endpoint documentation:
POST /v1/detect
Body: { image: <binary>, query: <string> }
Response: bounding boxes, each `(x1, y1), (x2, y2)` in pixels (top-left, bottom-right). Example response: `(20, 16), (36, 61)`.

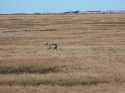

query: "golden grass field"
(0, 14), (125, 93)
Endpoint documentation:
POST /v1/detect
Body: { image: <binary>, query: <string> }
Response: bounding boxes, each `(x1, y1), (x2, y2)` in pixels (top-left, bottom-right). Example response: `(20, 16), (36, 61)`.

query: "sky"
(0, 0), (125, 13)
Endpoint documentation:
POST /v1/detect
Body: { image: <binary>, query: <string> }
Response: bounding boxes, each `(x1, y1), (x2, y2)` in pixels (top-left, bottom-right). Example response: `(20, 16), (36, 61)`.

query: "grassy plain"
(0, 14), (125, 92)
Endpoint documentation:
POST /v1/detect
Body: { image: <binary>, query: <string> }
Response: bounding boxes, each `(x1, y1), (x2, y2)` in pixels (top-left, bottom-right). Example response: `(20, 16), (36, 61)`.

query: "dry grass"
(0, 14), (125, 92)
(0, 72), (124, 86)
(0, 84), (125, 93)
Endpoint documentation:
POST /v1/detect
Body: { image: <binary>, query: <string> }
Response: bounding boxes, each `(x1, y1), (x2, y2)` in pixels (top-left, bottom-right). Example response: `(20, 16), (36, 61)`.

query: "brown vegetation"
(0, 14), (125, 92)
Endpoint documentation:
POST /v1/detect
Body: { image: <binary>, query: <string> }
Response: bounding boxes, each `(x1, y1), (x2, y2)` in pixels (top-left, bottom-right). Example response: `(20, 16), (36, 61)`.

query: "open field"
(0, 14), (125, 92)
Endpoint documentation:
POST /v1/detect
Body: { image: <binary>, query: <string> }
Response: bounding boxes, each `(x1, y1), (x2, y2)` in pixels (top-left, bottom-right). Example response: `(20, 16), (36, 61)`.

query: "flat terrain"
(0, 14), (125, 93)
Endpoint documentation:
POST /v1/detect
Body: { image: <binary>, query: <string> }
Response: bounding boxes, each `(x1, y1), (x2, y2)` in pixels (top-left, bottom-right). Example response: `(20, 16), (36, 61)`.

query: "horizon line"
(0, 9), (125, 14)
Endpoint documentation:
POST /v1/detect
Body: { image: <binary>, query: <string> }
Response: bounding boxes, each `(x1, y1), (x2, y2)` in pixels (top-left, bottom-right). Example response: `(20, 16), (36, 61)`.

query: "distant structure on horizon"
(63, 10), (125, 14)
(1, 10), (125, 15)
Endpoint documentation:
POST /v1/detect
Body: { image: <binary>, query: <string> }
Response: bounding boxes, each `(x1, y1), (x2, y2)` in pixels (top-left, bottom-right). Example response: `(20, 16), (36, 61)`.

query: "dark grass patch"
(0, 78), (112, 86)
(0, 66), (61, 74)
(24, 29), (57, 32)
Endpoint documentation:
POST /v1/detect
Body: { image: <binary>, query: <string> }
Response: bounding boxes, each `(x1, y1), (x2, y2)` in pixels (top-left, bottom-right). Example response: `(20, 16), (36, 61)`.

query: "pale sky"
(0, 0), (125, 13)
